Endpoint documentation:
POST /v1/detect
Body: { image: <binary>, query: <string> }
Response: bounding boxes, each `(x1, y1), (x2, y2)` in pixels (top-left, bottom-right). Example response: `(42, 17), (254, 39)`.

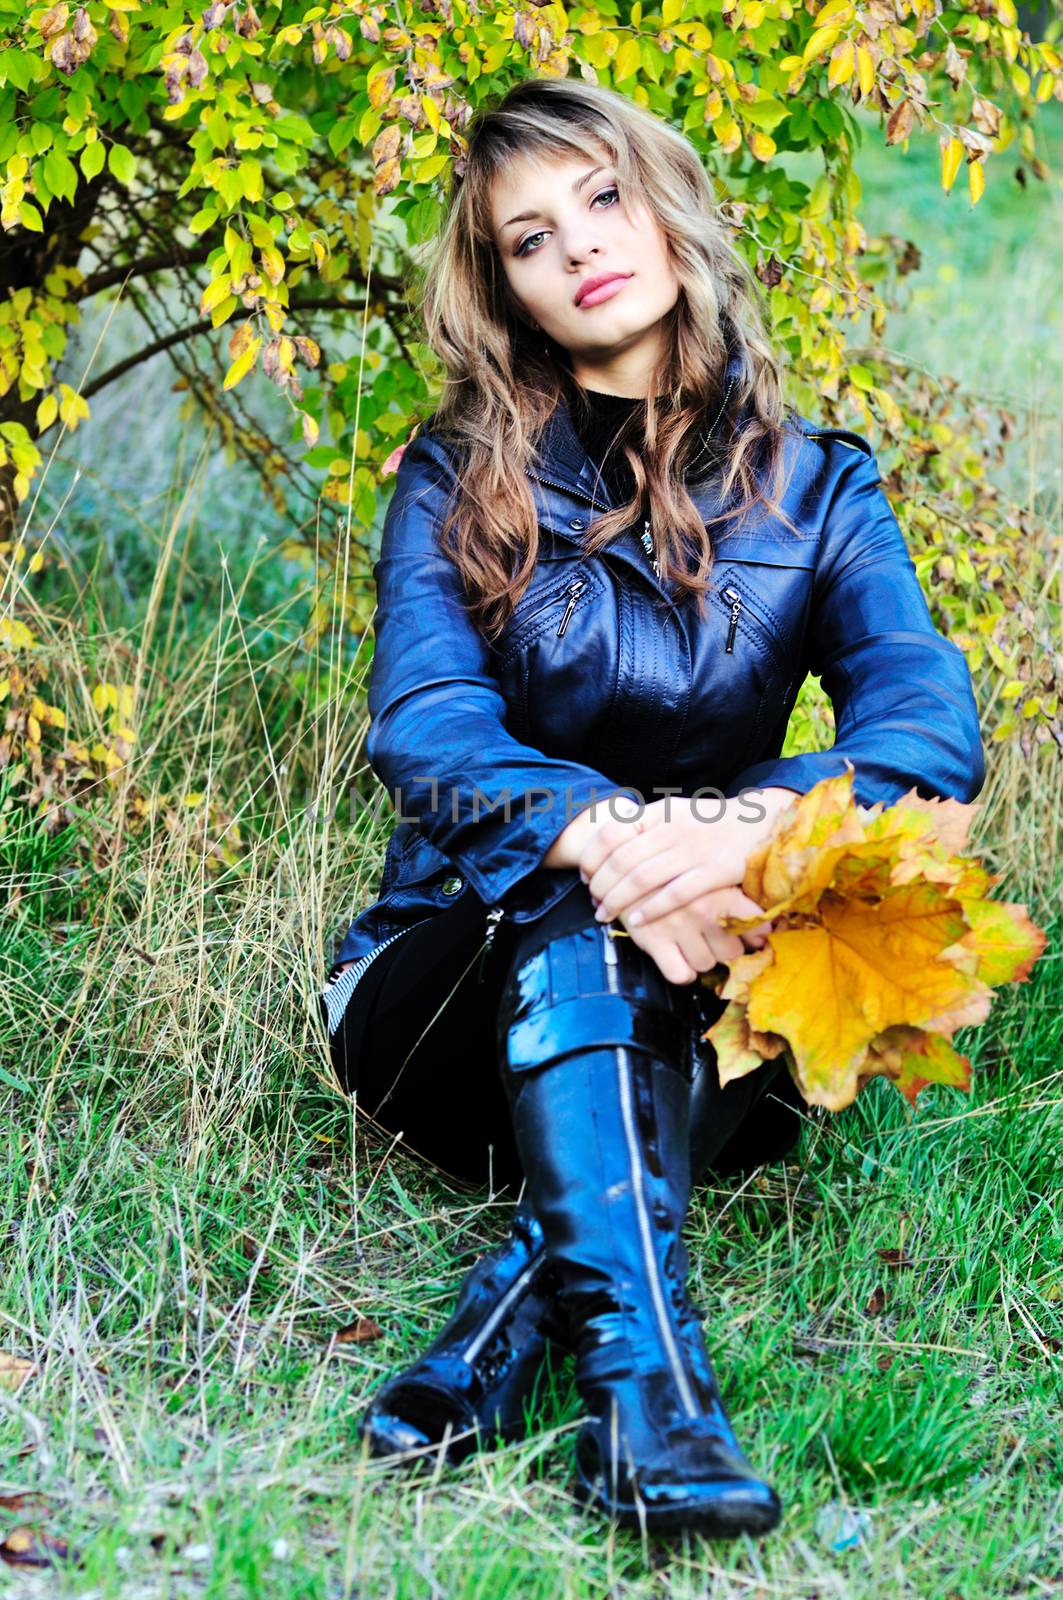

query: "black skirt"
(323, 885), (525, 1192)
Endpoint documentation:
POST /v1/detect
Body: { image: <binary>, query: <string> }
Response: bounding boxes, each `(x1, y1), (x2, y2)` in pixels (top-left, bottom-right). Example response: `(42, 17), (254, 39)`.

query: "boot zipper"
(724, 586), (742, 653)
(477, 905), (506, 983)
(601, 928), (699, 1420)
(462, 1253), (544, 1364)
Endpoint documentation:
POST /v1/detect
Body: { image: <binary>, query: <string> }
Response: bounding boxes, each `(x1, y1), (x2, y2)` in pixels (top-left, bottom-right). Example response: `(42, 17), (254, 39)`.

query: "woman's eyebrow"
(500, 165), (610, 231)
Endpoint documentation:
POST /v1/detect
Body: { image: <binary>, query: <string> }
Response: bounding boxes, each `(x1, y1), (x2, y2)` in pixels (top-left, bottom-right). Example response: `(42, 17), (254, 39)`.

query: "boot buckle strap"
(504, 993), (691, 1076)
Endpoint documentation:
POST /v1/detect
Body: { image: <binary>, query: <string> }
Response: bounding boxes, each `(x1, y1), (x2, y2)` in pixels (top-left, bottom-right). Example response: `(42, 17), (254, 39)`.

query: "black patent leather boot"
(496, 914), (783, 1537)
(359, 920), (795, 1474)
(359, 1202), (568, 1464)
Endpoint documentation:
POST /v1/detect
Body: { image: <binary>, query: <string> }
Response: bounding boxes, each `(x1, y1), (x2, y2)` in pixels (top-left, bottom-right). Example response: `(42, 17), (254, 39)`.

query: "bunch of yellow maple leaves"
(705, 763), (1048, 1113)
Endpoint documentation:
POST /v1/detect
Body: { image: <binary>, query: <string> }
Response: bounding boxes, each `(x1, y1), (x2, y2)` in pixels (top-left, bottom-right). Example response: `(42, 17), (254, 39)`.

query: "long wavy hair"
(412, 76), (802, 644)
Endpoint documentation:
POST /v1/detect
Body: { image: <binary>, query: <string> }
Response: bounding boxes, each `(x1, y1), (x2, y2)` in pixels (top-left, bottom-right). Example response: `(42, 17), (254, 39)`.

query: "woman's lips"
(577, 276), (632, 309)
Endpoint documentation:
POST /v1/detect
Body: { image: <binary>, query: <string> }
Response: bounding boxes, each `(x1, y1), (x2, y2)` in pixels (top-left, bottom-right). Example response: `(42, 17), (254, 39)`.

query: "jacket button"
(568, 517), (585, 531)
(441, 875), (464, 896)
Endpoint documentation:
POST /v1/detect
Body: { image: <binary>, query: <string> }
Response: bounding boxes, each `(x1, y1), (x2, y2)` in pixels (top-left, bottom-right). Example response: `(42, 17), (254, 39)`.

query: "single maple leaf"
(945, 896), (1048, 986)
(712, 942), (774, 1007)
(864, 1023), (972, 1105)
(703, 996), (788, 1090)
(890, 789), (980, 854)
(333, 1315), (383, 1345)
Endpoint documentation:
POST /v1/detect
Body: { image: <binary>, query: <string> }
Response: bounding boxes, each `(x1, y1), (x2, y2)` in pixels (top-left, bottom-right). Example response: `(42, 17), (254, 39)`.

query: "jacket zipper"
(321, 927), (415, 1035)
(641, 516), (661, 578)
(526, 472), (601, 509)
(477, 905), (506, 983)
(515, 576), (588, 637)
(556, 578), (586, 635)
(724, 586), (742, 653)
(525, 474), (661, 582)
(718, 576), (784, 671)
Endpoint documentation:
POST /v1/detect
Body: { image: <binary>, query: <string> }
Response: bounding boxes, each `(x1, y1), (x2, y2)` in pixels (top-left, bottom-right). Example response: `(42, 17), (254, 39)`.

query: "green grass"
(1, 91), (1061, 1600)
(1, 944), (1060, 1596)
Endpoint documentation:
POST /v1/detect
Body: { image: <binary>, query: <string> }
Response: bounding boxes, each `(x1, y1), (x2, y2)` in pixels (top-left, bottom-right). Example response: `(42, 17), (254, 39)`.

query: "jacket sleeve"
(724, 433), (986, 810)
(364, 428), (641, 907)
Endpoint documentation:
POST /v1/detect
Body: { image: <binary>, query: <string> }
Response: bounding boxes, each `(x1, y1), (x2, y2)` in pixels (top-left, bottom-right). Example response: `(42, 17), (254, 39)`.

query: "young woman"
(318, 78), (984, 1537)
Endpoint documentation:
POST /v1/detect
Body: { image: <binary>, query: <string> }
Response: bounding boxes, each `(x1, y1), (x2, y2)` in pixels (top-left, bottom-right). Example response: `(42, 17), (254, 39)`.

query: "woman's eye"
(516, 230), (546, 259)
(516, 187), (619, 258)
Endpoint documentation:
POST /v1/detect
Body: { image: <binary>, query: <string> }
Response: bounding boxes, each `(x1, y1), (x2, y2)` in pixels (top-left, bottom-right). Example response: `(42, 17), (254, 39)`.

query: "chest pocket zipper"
(716, 576), (785, 671)
(724, 588), (742, 653)
(556, 578), (587, 636)
(512, 576), (589, 639)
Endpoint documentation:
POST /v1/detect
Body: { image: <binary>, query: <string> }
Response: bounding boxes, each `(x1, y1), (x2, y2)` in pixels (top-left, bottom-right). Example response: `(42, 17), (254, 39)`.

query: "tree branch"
(81, 317), (213, 400)
(80, 243), (216, 298)
(78, 285), (411, 407)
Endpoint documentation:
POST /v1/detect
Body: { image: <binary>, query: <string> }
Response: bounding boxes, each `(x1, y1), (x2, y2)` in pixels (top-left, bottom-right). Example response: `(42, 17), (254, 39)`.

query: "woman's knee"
(495, 886), (699, 1084)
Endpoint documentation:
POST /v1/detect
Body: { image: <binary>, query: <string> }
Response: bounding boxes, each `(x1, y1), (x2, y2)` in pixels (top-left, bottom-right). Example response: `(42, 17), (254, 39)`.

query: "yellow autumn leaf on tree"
(615, 36), (641, 81)
(828, 40), (855, 87)
(941, 136), (964, 192)
(200, 274), (233, 315)
(747, 130), (776, 162)
(803, 25), (842, 65)
(702, 764), (1048, 1113)
(224, 337), (262, 391)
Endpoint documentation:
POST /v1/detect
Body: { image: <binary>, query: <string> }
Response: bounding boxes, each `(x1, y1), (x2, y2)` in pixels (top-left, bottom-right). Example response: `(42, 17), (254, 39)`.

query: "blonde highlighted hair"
(410, 75), (801, 643)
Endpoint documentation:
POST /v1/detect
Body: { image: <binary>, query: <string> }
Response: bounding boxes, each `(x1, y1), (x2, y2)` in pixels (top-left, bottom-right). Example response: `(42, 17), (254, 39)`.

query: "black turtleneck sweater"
(568, 384), (646, 510)
(567, 382), (731, 577)
(567, 381), (730, 510)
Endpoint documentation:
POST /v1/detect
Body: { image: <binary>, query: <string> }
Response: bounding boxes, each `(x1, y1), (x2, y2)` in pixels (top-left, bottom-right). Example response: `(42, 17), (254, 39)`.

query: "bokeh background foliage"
(0, 3), (1061, 1595)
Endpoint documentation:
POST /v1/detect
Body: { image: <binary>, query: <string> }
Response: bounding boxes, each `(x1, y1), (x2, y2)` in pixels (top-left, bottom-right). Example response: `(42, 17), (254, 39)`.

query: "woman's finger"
(589, 836), (687, 922)
(617, 859), (750, 927)
(706, 929), (747, 965)
(577, 798), (655, 883)
(625, 921), (697, 985)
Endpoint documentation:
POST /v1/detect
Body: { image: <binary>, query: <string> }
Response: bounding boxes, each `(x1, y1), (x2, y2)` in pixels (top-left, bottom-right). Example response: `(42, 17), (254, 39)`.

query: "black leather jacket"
(326, 355), (984, 992)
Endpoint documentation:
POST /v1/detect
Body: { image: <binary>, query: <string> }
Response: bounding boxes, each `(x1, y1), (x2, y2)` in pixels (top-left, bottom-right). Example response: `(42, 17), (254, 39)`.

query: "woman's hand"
(576, 789), (799, 930)
(615, 883), (775, 985)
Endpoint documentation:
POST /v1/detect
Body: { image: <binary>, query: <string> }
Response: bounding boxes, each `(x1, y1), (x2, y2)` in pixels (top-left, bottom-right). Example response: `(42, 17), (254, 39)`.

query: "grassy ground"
(1, 106), (1061, 1599)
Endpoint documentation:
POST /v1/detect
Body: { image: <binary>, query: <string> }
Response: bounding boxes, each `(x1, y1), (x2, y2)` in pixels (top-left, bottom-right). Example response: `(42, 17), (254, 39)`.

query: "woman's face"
(489, 145), (681, 397)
